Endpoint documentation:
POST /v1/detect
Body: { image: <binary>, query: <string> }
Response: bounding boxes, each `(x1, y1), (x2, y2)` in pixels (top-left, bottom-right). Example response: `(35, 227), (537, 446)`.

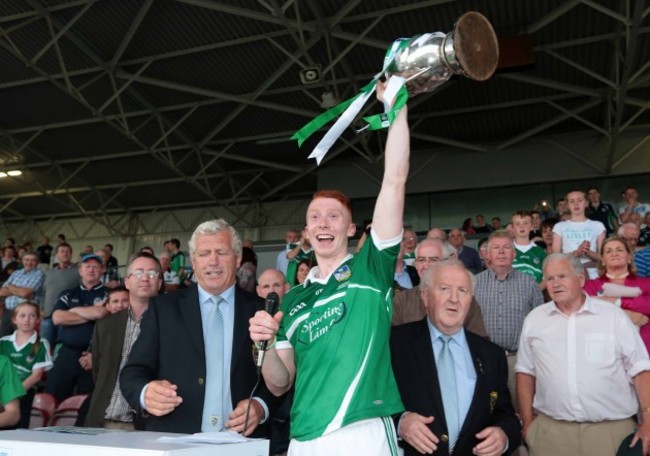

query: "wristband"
(255, 338), (276, 351)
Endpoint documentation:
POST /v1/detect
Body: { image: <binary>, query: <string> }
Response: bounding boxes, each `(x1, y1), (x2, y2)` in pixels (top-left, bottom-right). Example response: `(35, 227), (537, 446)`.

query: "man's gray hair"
(23, 250), (39, 259)
(442, 241), (457, 258)
(543, 253), (585, 277)
(487, 229), (515, 250)
(414, 238), (444, 258)
(618, 222), (640, 236)
(188, 219), (242, 257)
(419, 259), (475, 294)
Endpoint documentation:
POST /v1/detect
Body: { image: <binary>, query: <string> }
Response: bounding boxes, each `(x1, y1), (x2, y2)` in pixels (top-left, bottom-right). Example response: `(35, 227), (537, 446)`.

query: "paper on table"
(158, 430), (253, 445)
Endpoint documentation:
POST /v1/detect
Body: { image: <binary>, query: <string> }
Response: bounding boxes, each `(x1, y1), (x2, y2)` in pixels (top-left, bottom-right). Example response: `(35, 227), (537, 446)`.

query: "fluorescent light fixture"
(0, 170), (22, 178)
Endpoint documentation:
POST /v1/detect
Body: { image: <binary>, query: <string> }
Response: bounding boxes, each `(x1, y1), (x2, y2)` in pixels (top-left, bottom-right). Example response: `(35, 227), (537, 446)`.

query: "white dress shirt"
(516, 294), (650, 422)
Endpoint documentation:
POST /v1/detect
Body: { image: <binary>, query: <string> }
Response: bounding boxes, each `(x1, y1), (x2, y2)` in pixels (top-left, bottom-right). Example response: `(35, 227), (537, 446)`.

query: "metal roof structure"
(1, 0), (649, 229)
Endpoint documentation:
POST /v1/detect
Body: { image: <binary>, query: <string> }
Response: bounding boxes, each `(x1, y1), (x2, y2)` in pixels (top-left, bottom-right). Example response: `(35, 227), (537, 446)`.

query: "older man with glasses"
(392, 238), (488, 338)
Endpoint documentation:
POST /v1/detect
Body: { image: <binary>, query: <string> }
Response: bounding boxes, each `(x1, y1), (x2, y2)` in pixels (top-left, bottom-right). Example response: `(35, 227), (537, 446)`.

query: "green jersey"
(0, 355), (25, 405)
(0, 332), (53, 381)
(513, 243), (546, 283)
(276, 238), (404, 441)
(171, 251), (187, 280)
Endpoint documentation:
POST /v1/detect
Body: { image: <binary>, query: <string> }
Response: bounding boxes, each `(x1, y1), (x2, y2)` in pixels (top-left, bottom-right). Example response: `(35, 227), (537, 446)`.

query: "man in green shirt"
(250, 81), (410, 455)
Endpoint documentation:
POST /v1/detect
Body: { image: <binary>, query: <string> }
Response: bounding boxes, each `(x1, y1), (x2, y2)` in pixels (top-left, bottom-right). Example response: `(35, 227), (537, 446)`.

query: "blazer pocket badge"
(489, 391), (498, 413)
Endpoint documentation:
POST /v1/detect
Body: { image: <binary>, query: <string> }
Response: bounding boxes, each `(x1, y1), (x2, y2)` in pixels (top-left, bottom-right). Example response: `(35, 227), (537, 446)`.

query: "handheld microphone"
(256, 292), (280, 368)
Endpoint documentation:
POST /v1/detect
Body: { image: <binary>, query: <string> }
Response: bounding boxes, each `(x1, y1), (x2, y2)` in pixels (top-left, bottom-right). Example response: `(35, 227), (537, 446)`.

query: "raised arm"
(371, 80), (410, 242)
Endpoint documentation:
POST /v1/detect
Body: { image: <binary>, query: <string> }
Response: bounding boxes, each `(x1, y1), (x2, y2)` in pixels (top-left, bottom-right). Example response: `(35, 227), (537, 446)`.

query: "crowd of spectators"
(0, 183), (649, 455)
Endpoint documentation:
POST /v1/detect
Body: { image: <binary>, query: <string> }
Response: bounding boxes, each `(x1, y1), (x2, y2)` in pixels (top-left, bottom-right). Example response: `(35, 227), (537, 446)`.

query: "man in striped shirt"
(474, 230), (544, 412)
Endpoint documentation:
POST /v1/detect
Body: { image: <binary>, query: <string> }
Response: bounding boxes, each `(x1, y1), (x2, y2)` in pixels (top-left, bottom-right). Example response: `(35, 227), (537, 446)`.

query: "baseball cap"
(617, 432), (642, 456)
(80, 253), (103, 264)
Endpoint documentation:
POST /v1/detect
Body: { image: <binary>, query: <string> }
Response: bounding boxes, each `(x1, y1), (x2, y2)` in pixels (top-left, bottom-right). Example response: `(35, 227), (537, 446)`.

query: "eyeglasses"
(128, 269), (160, 279)
(415, 256), (449, 264)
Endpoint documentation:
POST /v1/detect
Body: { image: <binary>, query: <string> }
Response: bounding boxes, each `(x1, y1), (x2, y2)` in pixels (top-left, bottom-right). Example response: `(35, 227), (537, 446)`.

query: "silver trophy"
(386, 11), (499, 95)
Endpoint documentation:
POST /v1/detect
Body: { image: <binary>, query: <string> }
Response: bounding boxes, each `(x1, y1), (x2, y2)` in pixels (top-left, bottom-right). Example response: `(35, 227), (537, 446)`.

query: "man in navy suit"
(120, 219), (277, 435)
(390, 260), (521, 455)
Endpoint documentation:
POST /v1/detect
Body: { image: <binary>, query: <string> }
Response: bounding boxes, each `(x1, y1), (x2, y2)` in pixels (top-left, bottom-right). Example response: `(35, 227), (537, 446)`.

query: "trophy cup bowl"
(386, 11), (499, 95)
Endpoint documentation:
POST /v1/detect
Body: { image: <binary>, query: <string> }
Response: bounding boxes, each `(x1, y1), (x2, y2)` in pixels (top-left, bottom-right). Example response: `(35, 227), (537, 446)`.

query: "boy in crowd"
(512, 211), (547, 286)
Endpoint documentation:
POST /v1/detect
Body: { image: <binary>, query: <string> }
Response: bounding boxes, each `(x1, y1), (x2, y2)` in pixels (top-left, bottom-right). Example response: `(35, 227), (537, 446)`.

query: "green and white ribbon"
(291, 37), (413, 165)
(359, 77), (408, 133)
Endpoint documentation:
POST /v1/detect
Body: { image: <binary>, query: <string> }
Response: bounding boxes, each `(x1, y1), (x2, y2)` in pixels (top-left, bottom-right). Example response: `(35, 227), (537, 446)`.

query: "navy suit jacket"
(120, 284), (279, 435)
(390, 319), (521, 456)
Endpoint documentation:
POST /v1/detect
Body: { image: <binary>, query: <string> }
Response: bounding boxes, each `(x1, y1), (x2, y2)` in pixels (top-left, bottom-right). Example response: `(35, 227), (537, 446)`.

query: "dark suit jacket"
(86, 309), (129, 427)
(390, 319), (521, 456)
(405, 265), (420, 287)
(119, 284), (278, 435)
(458, 246), (483, 275)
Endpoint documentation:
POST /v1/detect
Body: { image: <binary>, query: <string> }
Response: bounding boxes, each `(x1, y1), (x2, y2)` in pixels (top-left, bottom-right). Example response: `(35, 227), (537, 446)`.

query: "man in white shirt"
(275, 229), (300, 276)
(619, 186), (650, 224)
(516, 253), (650, 456)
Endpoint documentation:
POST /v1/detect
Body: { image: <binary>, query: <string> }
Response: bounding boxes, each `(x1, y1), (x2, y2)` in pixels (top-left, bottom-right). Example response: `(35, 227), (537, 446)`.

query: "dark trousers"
(39, 316), (59, 349)
(0, 310), (14, 338)
(44, 346), (94, 403)
(270, 389), (293, 454)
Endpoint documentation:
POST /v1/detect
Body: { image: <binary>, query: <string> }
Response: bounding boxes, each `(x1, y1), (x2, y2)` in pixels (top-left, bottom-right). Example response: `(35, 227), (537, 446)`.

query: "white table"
(0, 429), (268, 456)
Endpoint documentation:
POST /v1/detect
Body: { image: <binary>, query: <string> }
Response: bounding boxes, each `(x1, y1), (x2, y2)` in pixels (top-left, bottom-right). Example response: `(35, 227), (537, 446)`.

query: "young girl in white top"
(552, 190), (606, 270)
(0, 301), (52, 428)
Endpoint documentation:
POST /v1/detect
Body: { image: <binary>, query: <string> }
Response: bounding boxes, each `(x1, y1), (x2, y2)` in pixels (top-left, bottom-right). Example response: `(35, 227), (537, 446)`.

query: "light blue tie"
(202, 295), (224, 432)
(438, 335), (460, 451)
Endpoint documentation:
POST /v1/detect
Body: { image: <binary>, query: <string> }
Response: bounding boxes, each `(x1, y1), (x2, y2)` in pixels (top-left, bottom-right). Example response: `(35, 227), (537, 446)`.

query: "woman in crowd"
(583, 236), (650, 350)
(294, 258), (312, 286)
(236, 246), (258, 293)
(461, 217), (475, 235)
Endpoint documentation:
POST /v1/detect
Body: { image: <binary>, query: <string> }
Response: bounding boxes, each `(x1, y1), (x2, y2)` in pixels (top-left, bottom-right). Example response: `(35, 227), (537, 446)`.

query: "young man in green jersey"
(511, 211), (547, 286)
(249, 80), (409, 455)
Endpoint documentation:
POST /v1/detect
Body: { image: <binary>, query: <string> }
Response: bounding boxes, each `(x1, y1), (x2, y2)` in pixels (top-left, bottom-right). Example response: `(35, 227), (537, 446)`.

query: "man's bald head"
(256, 268), (289, 300)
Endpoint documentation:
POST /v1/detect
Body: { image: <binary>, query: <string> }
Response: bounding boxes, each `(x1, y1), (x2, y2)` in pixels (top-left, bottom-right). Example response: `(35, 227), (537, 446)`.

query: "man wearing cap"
(45, 253), (109, 402)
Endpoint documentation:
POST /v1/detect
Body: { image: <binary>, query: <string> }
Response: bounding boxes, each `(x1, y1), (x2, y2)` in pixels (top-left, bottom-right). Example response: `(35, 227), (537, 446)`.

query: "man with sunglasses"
(392, 238), (488, 336)
(85, 252), (162, 429)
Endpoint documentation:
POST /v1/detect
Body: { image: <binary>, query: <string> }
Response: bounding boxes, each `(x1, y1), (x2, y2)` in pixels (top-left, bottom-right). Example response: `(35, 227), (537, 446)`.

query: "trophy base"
(453, 11), (499, 81)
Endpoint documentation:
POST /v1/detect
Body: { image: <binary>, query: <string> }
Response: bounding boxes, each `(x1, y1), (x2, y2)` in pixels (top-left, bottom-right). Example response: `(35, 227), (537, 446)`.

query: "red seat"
(48, 394), (88, 427)
(30, 393), (57, 428)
